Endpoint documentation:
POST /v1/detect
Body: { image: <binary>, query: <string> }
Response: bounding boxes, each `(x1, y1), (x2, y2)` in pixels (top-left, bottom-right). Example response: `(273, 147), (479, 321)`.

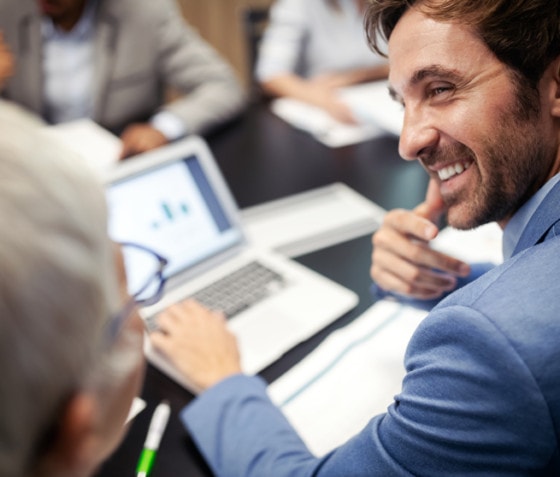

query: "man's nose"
(398, 105), (439, 161)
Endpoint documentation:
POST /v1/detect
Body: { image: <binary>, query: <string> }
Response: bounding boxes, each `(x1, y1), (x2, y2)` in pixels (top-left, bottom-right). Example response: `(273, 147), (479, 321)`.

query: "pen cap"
(144, 402), (170, 449)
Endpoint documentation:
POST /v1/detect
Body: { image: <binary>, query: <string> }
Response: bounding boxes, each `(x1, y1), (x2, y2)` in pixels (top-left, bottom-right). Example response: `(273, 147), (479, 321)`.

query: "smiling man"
(148, 1), (560, 475)
(370, 1), (560, 300)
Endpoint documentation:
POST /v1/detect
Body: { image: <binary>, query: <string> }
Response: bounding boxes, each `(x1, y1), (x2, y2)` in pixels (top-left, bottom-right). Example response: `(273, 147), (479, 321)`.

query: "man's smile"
(434, 159), (474, 181)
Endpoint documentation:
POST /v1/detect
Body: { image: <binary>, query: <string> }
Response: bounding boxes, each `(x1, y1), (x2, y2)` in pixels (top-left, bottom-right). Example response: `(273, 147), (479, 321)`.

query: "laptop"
(105, 136), (358, 391)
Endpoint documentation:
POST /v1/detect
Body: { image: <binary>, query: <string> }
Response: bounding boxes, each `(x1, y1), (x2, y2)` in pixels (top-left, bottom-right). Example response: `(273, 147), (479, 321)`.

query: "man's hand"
(119, 123), (169, 159)
(370, 179), (470, 300)
(0, 33), (14, 89)
(150, 300), (242, 393)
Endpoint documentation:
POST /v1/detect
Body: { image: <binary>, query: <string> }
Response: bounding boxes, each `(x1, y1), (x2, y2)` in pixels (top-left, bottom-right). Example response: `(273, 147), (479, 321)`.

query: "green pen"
(136, 400), (171, 477)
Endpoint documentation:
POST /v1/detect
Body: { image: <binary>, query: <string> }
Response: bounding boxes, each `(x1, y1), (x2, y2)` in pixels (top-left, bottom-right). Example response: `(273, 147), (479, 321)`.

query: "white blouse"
(256, 0), (386, 81)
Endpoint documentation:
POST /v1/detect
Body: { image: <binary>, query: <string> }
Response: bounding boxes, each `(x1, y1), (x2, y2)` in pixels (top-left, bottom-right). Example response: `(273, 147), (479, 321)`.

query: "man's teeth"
(438, 162), (471, 181)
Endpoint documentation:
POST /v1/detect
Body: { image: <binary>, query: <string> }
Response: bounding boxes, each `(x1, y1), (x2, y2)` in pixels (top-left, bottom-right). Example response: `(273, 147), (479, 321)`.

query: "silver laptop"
(105, 136), (358, 391)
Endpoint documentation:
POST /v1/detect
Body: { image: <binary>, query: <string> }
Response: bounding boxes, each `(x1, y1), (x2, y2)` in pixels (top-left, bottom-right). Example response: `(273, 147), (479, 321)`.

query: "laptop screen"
(106, 154), (243, 286)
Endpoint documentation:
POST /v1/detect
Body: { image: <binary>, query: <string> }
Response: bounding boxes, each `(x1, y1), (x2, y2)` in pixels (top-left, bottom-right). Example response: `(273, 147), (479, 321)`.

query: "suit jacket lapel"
(17, 12), (43, 114)
(92, 6), (117, 121)
(513, 179), (560, 256)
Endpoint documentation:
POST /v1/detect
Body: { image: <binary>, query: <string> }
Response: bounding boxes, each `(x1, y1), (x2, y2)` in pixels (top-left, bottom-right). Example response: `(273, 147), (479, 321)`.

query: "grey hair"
(0, 104), (122, 476)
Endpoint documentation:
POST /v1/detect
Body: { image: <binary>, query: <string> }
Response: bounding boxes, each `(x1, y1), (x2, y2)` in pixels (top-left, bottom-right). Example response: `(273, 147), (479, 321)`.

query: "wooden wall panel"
(176, 0), (274, 89)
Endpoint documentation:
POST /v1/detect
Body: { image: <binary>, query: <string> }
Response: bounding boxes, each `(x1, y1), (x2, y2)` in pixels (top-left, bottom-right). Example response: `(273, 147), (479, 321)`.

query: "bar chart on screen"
(152, 201), (190, 229)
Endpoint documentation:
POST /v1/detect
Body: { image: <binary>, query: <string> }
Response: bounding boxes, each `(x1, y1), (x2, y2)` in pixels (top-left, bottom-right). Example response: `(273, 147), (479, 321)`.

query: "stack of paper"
(269, 300), (427, 456)
(270, 81), (404, 148)
(42, 119), (121, 177)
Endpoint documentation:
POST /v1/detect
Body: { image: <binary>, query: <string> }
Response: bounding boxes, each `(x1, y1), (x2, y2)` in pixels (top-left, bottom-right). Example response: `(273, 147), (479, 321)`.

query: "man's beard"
(422, 129), (546, 231)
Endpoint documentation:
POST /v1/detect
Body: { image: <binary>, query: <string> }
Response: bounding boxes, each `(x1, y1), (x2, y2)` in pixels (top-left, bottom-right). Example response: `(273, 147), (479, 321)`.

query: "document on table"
(431, 222), (503, 264)
(42, 119), (121, 177)
(267, 223), (503, 456)
(268, 300), (427, 456)
(127, 397), (147, 424)
(338, 81), (404, 137)
(270, 80), (403, 148)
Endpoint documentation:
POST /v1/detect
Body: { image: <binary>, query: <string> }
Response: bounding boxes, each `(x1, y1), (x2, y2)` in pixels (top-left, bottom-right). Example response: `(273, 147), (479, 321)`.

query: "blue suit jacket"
(182, 181), (560, 476)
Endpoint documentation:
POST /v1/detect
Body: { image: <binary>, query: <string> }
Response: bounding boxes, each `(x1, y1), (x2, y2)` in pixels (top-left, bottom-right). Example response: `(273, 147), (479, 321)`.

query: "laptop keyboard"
(145, 261), (286, 331)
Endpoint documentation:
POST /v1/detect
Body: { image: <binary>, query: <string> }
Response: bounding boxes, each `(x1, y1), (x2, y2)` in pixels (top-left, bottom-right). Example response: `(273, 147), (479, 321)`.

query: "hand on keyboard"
(149, 299), (243, 393)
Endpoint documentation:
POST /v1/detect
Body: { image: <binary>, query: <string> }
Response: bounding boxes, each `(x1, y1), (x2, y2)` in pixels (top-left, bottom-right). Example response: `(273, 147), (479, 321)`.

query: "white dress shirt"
(41, 0), (185, 139)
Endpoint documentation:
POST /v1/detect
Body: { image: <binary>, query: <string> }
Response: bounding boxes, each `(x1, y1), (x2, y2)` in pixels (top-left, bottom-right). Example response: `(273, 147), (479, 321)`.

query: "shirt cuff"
(150, 111), (188, 141)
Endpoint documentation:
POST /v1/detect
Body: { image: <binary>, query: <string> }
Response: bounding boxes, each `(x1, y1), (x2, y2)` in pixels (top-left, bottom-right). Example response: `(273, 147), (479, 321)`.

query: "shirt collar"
(502, 172), (560, 260)
(41, 0), (97, 40)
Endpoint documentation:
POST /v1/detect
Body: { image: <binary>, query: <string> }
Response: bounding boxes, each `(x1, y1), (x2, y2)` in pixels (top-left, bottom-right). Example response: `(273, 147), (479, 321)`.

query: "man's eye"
(430, 86), (453, 97)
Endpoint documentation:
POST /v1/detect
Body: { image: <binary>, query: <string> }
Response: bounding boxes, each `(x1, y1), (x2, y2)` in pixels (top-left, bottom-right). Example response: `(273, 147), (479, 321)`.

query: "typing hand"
(150, 300), (242, 393)
(370, 179), (471, 300)
(119, 123), (169, 159)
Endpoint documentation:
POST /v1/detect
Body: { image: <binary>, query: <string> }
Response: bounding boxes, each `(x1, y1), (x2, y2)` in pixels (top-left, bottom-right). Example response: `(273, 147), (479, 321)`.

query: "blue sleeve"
(180, 304), (553, 476)
(181, 375), (326, 477)
(370, 261), (496, 311)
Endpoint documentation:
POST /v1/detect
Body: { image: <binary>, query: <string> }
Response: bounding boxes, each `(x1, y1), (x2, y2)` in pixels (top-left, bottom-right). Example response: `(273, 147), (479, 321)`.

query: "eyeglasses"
(105, 242), (169, 343)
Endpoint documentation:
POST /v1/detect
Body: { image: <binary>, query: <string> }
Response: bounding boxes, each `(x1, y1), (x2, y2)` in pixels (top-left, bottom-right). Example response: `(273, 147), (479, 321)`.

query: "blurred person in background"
(256, 0), (388, 124)
(0, 0), (246, 158)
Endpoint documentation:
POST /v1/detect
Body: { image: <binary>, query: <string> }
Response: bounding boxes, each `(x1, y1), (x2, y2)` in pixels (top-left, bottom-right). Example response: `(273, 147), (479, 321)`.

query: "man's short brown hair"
(365, 0), (560, 86)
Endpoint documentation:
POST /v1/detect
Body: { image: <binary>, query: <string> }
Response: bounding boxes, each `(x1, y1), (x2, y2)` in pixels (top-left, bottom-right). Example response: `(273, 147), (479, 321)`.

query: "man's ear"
(39, 393), (100, 477)
(547, 56), (560, 117)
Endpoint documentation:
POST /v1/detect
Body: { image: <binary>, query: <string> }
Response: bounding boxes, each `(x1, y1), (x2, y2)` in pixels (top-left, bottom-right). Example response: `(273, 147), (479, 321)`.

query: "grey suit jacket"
(0, 0), (245, 134)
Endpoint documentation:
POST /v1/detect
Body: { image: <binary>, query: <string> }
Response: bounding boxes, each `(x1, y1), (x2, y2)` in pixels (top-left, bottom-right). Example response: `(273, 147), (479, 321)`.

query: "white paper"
(42, 119), (121, 177)
(126, 397), (147, 424)
(432, 222), (503, 264)
(338, 81), (404, 137)
(270, 81), (404, 147)
(269, 300), (427, 456)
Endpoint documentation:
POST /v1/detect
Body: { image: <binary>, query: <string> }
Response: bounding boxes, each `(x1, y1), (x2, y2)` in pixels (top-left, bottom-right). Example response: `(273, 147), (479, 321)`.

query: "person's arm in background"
(260, 64), (388, 125)
(256, 0), (388, 124)
(119, 0), (246, 158)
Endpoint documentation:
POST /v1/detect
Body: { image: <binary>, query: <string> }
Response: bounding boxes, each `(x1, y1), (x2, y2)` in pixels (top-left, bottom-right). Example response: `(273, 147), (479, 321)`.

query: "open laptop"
(105, 136), (358, 391)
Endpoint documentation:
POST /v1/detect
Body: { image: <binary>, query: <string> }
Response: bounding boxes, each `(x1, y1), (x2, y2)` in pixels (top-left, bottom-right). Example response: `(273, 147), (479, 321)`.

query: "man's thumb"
(413, 178), (446, 224)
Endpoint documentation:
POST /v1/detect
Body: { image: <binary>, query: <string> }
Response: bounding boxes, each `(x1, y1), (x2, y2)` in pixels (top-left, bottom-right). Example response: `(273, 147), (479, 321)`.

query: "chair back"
(241, 6), (270, 100)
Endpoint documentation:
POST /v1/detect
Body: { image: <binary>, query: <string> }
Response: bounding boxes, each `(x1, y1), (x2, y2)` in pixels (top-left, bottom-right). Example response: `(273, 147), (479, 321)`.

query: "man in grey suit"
(142, 0), (560, 475)
(0, 0), (245, 158)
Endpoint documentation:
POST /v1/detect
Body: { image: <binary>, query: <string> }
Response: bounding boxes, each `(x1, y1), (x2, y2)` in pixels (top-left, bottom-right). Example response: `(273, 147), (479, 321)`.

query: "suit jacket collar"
(513, 179), (560, 256)
(91, 0), (118, 120)
(15, 0), (119, 121)
(15, 5), (43, 114)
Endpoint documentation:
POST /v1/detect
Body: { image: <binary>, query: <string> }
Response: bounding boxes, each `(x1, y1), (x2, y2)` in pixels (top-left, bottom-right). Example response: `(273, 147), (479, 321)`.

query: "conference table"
(95, 102), (429, 477)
